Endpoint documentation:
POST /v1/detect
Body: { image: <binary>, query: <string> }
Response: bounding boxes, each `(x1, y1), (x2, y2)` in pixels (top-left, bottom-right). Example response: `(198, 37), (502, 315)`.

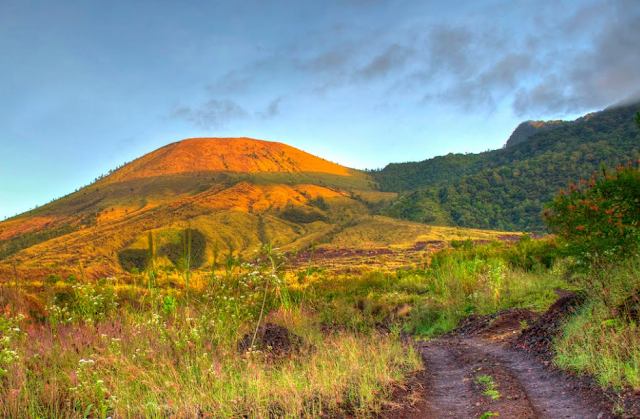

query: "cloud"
(257, 96), (284, 119)
(171, 99), (249, 129)
(410, 0), (640, 117)
(511, 0), (640, 116)
(423, 25), (478, 78)
(300, 48), (353, 74)
(353, 44), (410, 81)
(180, 0), (639, 123)
(430, 52), (535, 111)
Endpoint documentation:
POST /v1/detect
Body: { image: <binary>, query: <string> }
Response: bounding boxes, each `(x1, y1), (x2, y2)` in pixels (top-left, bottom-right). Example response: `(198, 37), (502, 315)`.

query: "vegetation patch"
(0, 222), (82, 260)
(160, 228), (207, 269)
(477, 374), (501, 400)
(117, 248), (149, 273)
(279, 206), (328, 224)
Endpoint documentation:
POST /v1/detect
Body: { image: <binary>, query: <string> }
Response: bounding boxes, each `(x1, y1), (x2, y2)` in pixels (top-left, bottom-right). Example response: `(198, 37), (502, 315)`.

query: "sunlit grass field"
(2, 236), (640, 417)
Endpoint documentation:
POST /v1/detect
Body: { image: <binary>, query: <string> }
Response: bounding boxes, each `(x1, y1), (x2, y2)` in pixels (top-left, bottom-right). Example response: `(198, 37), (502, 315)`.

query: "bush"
(308, 196), (329, 211)
(544, 163), (640, 271)
(503, 235), (563, 271)
(279, 206), (328, 224)
(117, 249), (149, 273)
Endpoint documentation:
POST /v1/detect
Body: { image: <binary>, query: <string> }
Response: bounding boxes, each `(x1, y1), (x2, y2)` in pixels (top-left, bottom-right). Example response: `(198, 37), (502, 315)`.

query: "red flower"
(576, 225), (585, 231)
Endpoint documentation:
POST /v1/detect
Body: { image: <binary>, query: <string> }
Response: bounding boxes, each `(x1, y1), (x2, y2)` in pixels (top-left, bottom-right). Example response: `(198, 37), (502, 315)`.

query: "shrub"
(279, 206), (328, 224)
(308, 196), (329, 211)
(117, 248), (149, 273)
(503, 235), (563, 271)
(544, 163), (640, 270)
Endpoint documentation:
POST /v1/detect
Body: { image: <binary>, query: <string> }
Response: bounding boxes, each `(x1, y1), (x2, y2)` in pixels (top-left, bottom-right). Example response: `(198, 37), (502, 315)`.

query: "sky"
(1, 0), (639, 220)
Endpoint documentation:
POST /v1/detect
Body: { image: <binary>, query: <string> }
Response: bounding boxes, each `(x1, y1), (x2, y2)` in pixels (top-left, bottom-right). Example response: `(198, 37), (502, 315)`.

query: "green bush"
(503, 235), (563, 271)
(117, 248), (149, 273)
(544, 163), (640, 270)
(279, 206), (328, 224)
(308, 196), (329, 211)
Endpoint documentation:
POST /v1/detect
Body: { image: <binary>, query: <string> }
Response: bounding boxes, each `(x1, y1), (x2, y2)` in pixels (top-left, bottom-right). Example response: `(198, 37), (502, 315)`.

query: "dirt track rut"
(414, 338), (609, 419)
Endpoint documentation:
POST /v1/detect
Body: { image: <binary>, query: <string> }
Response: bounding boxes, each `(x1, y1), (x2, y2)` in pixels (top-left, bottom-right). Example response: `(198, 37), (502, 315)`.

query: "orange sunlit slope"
(101, 138), (352, 184)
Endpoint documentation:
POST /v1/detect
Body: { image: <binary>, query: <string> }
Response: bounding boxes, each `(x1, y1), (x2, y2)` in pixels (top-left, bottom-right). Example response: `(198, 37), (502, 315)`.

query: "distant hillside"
(0, 137), (508, 279)
(372, 102), (640, 232)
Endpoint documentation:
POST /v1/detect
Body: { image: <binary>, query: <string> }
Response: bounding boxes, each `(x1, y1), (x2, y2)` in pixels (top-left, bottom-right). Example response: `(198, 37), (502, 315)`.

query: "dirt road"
(415, 337), (607, 419)
(383, 303), (627, 419)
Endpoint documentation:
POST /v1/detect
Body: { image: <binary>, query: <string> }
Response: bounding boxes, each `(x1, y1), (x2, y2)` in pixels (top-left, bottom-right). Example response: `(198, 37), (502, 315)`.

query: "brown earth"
(382, 293), (640, 419)
(237, 322), (305, 359)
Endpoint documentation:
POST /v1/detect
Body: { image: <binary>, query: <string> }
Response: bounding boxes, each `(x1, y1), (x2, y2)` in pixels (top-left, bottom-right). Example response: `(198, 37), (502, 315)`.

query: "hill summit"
(102, 137), (352, 184)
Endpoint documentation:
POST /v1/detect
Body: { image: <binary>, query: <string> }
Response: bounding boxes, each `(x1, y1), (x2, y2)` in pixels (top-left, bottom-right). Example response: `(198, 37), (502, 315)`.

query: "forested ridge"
(372, 102), (640, 232)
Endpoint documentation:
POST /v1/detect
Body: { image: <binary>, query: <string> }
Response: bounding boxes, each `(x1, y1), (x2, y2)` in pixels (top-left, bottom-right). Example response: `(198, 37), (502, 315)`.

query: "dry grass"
(0, 250), (423, 419)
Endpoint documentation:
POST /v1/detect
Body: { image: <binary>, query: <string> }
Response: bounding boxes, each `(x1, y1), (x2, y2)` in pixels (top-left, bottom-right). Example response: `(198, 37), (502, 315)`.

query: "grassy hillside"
(373, 102), (640, 232)
(0, 138), (373, 272)
(0, 137), (512, 279)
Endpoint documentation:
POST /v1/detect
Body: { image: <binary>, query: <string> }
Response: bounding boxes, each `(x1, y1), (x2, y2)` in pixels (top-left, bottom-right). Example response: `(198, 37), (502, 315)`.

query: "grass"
(0, 247), (423, 418)
(400, 242), (566, 335)
(477, 375), (501, 400)
(3, 234), (639, 416)
(554, 260), (640, 390)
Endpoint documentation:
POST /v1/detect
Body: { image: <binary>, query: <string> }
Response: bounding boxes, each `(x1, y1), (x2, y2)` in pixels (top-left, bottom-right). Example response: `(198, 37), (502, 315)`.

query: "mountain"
(504, 119), (570, 148)
(0, 137), (507, 279)
(372, 101), (640, 232)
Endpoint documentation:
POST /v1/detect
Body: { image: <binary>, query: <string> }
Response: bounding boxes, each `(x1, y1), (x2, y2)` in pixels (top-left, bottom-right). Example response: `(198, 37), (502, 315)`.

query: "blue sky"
(1, 0), (639, 219)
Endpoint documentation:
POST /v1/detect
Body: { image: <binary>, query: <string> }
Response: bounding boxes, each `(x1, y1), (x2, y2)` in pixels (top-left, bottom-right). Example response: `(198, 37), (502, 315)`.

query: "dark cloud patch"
(258, 96), (284, 119)
(512, 0), (640, 116)
(512, 76), (577, 116)
(171, 99), (249, 129)
(434, 82), (497, 113)
(424, 25), (477, 78)
(484, 54), (534, 88)
(353, 44), (410, 81)
(411, 0), (639, 117)
(412, 24), (526, 110)
(300, 48), (353, 73)
(433, 53), (536, 110)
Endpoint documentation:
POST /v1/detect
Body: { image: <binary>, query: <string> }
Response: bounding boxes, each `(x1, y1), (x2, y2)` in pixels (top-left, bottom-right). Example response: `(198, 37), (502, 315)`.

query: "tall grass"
(555, 260), (640, 390)
(0, 237), (591, 417)
(0, 248), (421, 418)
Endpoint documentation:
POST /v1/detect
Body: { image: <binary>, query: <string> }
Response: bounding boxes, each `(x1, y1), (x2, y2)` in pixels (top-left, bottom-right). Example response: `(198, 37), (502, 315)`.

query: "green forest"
(372, 102), (640, 232)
